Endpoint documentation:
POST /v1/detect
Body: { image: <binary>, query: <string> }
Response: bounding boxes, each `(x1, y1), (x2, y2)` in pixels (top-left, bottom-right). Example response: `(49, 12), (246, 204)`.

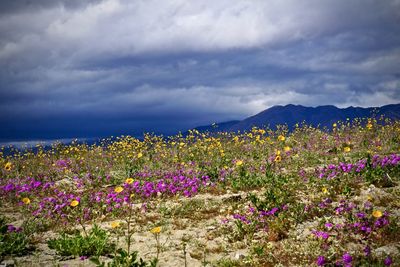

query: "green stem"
(79, 219), (88, 237)
(183, 243), (187, 267)
(126, 202), (133, 256)
(156, 234), (160, 260)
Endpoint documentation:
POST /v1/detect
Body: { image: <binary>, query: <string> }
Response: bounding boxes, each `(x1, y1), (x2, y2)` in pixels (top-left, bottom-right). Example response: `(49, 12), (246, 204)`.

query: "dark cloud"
(0, 0), (399, 141)
(0, 0), (104, 15)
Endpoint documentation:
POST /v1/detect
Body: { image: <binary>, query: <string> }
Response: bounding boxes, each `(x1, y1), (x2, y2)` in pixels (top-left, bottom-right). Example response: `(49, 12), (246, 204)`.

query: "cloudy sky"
(1, 0), (400, 141)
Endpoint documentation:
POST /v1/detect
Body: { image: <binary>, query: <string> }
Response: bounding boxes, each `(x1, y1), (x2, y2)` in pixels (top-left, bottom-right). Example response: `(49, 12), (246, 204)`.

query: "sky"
(1, 0), (400, 141)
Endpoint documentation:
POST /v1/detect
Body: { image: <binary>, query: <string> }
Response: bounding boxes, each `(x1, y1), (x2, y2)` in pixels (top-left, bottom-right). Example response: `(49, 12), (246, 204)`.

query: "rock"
(234, 252), (246, 260)
(357, 185), (395, 206)
(291, 221), (319, 241)
(206, 226), (216, 231)
(223, 194), (242, 203)
(374, 245), (399, 257)
(0, 259), (14, 267)
(189, 248), (203, 260)
(54, 178), (75, 187)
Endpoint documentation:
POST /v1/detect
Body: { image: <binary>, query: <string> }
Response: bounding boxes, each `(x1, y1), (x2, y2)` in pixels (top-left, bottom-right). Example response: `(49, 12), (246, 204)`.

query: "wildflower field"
(1, 118), (399, 267)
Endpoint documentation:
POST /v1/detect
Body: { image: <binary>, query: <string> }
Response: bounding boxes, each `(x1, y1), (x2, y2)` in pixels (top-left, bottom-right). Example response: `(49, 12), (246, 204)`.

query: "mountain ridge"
(188, 103), (400, 133)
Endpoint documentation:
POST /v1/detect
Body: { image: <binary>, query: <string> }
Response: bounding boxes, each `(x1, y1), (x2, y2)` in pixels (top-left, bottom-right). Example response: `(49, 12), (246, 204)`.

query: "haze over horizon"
(1, 0), (400, 141)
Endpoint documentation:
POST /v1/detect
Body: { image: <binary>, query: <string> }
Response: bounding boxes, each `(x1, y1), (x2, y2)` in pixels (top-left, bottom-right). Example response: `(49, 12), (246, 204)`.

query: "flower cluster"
(317, 154), (400, 180)
(0, 119), (398, 265)
(312, 199), (392, 265)
(0, 176), (54, 201)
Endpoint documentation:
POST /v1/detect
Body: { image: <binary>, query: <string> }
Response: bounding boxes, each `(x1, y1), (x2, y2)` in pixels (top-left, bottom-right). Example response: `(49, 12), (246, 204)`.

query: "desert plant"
(90, 248), (158, 267)
(48, 224), (114, 257)
(0, 216), (33, 258)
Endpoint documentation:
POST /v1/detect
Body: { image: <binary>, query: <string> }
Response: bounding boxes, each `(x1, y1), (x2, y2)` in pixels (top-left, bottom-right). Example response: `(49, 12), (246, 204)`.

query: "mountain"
(190, 120), (241, 133)
(189, 103), (400, 133)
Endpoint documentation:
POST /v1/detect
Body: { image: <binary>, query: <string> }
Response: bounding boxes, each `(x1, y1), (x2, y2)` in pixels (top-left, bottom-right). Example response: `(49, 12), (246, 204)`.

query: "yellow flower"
(111, 221), (121, 228)
(235, 160), (243, 167)
(150, 226), (162, 234)
(274, 155), (281, 162)
(277, 135), (285, 141)
(366, 123), (373, 130)
(22, 197), (31, 205)
(333, 123), (337, 128)
(70, 200), (79, 207)
(114, 186), (124, 193)
(284, 146), (291, 152)
(130, 193), (135, 199)
(343, 146), (351, 153)
(137, 152), (143, 159)
(322, 187), (328, 194)
(372, 210), (383, 218)
(125, 178), (134, 184)
(4, 162), (12, 171)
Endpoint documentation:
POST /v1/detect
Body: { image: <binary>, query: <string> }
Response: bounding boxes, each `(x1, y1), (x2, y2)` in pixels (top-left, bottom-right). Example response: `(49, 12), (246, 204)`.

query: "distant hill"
(189, 120), (240, 133)
(189, 103), (400, 133)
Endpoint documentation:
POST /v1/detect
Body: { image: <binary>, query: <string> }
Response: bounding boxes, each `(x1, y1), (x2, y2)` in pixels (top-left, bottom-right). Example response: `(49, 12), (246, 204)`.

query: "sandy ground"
(2, 185), (399, 267)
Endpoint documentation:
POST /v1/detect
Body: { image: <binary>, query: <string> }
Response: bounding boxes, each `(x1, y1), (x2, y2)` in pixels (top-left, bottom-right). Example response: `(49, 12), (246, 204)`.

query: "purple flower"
(342, 252), (352, 264)
(364, 201), (372, 209)
(363, 245), (371, 256)
(220, 218), (229, 224)
(321, 232), (330, 239)
(269, 207), (279, 216)
(375, 217), (389, 228)
(356, 212), (366, 218)
(7, 225), (16, 232)
(384, 256), (393, 266)
(336, 223), (344, 229)
(312, 230), (330, 239)
(316, 255), (325, 266)
(360, 226), (372, 233)
(248, 206), (255, 213)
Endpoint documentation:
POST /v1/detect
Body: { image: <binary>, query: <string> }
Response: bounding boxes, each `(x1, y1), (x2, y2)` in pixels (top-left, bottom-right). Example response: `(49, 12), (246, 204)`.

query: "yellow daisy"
(150, 226), (162, 234)
(372, 210), (383, 218)
(114, 186), (124, 193)
(22, 197), (31, 205)
(125, 178), (134, 184)
(235, 160), (243, 167)
(111, 221), (121, 228)
(4, 162), (12, 171)
(70, 200), (79, 207)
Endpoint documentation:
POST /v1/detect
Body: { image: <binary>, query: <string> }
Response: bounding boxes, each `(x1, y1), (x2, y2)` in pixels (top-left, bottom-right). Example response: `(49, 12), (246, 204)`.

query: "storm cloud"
(1, 0), (400, 140)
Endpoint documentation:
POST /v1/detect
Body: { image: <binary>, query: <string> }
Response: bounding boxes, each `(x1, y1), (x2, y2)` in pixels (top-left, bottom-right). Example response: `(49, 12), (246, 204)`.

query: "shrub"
(48, 224), (114, 257)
